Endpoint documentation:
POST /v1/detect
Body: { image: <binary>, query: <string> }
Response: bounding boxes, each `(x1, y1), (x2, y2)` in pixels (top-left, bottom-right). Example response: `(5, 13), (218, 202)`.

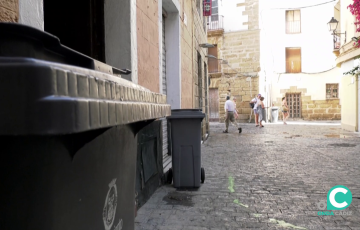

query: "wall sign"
(203, 0), (212, 16)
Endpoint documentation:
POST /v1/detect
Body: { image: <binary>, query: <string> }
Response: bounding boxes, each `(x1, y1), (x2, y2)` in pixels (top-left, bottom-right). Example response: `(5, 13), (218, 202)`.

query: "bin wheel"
(238, 128), (242, 133)
(201, 167), (205, 184)
(167, 168), (173, 184)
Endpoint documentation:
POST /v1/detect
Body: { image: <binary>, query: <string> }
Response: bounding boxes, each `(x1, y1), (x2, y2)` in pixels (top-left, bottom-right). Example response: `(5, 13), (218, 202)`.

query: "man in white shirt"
(223, 96), (242, 133)
(250, 94), (261, 127)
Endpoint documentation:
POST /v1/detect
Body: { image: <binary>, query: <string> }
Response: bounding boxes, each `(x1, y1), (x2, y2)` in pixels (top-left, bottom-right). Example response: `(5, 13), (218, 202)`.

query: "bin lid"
(271, 107), (279, 110)
(167, 109), (205, 120)
(0, 58), (171, 135)
(0, 23), (130, 76)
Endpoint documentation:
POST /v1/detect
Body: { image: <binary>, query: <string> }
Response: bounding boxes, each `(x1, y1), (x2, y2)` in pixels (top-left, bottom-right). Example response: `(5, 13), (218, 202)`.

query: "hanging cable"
(270, 0), (336, 10)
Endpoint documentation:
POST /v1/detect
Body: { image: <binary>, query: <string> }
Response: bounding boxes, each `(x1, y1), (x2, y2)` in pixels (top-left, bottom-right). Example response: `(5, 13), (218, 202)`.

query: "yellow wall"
(341, 75), (358, 131)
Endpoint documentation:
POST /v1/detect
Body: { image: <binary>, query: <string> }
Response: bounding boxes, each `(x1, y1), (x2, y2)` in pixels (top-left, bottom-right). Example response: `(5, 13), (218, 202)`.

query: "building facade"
(259, 0), (342, 121)
(333, 0), (360, 132)
(207, 0), (260, 123)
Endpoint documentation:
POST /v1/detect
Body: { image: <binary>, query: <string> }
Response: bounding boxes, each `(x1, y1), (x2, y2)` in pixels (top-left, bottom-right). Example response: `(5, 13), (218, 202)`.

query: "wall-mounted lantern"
(327, 17), (346, 44)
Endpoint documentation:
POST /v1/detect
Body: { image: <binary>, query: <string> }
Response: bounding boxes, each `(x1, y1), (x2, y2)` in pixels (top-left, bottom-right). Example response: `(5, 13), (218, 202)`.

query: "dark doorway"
(44, 0), (105, 62)
(286, 93), (301, 119)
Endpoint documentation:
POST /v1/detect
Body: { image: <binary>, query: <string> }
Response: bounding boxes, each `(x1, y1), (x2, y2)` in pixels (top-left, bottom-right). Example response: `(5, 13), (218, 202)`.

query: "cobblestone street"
(135, 122), (360, 230)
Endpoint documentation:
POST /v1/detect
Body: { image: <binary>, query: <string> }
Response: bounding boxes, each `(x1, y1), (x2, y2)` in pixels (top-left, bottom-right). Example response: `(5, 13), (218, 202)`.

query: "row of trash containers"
(0, 22), (205, 230)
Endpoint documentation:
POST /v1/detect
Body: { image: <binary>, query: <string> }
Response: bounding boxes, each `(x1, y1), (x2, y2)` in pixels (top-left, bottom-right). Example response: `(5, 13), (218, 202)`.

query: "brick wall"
(0, 0), (18, 23)
(137, 0), (159, 93)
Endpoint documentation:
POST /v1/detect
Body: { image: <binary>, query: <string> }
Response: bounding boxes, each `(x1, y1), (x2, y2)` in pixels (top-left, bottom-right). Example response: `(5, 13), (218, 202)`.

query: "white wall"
(18, 0), (43, 30)
(260, 0), (337, 74)
(219, 0), (248, 32)
(259, 0), (341, 104)
(270, 68), (341, 101)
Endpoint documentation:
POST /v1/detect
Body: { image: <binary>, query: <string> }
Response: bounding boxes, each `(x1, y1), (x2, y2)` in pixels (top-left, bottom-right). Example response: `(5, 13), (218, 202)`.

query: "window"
(326, 84), (339, 99)
(211, 0), (218, 21)
(286, 10), (301, 34)
(286, 48), (301, 73)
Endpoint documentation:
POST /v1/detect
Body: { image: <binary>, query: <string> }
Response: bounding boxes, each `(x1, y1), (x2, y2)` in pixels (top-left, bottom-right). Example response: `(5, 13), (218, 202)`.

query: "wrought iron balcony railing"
(208, 15), (224, 31)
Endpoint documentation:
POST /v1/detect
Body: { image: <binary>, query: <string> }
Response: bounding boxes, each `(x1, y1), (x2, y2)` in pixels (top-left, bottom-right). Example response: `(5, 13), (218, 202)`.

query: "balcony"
(286, 20), (301, 34)
(207, 15), (224, 35)
(286, 60), (301, 73)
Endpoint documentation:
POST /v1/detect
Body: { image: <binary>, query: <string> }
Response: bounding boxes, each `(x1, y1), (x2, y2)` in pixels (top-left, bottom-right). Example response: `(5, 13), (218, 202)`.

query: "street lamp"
(200, 43), (215, 48)
(205, 54), (217, 59)
(327, 17), (346, 43)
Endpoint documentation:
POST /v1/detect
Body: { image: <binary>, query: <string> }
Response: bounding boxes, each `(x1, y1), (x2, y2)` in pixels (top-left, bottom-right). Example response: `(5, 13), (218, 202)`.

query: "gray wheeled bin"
(167, 109), (205, 188)
(0, 23), (170, 230)
(271, 107), (279, 123)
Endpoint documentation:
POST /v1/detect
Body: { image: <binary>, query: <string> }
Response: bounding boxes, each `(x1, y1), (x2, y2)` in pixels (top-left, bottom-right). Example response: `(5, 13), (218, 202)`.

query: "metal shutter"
(161, 14), (171, 172)
(162, 15), (167, 94)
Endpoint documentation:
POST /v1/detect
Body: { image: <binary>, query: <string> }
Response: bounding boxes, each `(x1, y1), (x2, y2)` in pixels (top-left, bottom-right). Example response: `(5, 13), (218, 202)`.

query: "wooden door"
(209, 88), (219, 121)
(286, 93), (301, 119)
(208, 46), (219, 73)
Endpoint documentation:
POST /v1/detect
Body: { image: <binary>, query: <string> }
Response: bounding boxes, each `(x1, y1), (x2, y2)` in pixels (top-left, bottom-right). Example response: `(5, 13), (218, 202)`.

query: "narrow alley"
(135, 122), (360, 230)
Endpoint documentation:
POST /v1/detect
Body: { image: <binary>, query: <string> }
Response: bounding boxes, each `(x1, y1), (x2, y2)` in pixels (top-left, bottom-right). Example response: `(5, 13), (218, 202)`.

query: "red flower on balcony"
(348, 0), (360, 47)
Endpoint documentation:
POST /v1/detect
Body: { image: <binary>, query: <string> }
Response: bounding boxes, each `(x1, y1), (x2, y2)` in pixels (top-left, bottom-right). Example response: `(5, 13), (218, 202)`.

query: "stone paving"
(135, 122), (360, 230)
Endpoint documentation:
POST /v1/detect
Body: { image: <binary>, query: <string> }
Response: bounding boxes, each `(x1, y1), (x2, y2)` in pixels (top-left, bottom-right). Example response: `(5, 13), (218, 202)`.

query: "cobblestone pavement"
(135, 122), (360, 230)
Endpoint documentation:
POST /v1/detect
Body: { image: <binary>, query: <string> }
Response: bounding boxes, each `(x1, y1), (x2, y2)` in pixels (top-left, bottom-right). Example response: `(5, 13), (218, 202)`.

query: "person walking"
(257, 97), (265, 128)
(223, 96), (242, 133)
(281, 97), (289, 125)
(250, 94), (261, 127)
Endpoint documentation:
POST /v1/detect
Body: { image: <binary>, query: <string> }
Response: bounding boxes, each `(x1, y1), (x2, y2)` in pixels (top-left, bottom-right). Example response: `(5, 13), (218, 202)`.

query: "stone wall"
(180, 0), (209, 139)
(137, 0), (159, 93)
(207, 0), (261, 123)
(0, 0), (18, 22)
(302, 99), (341, 120)
(192, 1), (208, 139)
(221, 30), (260, 74)
(274, 86), (341, 120)
(210, 74), (259, 123)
